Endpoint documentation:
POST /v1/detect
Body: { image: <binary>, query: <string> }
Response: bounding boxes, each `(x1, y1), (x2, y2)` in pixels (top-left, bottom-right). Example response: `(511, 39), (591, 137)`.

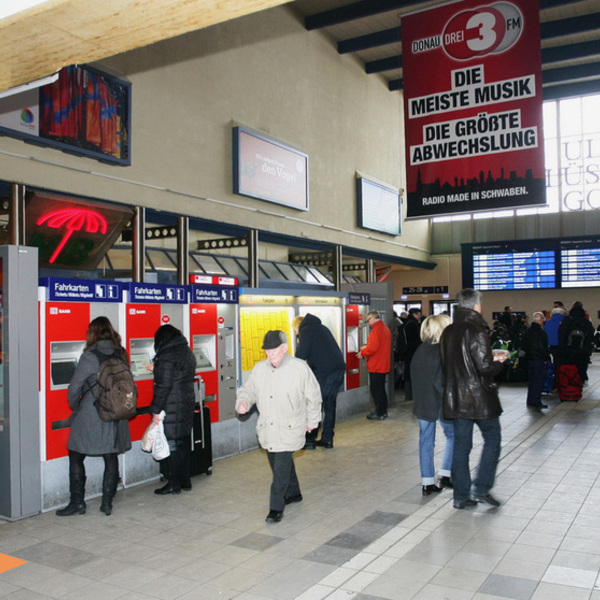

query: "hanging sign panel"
(402, 0), (545, 218)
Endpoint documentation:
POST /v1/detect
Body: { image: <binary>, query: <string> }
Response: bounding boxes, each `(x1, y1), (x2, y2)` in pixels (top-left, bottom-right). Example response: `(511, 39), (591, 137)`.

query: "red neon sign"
(37, 208), (108, 264)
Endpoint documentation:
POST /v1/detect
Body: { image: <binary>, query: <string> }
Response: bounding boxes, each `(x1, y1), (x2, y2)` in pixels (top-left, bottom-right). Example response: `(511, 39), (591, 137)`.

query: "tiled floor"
(3, 360), (600, 599)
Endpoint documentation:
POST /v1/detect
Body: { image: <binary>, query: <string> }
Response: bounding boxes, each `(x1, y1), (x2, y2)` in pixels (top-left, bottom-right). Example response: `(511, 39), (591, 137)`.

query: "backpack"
(566, 325), (586, 350)
(92, 349), (138, 421)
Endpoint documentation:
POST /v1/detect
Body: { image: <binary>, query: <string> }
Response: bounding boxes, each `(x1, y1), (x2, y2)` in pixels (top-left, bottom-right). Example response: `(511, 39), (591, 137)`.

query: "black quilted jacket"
(149, 335), (197, 440)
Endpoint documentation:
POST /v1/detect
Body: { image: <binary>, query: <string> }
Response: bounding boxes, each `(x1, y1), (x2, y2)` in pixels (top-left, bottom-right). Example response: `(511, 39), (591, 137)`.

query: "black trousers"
(267, 451), (300, 511)
(369, 372), (388, 416)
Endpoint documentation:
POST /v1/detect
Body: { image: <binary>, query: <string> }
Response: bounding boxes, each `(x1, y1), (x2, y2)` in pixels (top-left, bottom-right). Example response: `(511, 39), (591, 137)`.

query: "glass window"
(146, 249), (177, 271)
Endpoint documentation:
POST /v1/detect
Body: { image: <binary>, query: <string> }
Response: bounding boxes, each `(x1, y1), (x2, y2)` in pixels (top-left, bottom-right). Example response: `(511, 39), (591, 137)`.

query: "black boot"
(56, 475), (86, 516)
(100, 472), (119, 515)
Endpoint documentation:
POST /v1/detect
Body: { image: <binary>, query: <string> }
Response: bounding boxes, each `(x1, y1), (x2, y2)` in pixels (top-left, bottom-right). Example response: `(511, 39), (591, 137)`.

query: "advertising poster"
(402, 0), (545, 218)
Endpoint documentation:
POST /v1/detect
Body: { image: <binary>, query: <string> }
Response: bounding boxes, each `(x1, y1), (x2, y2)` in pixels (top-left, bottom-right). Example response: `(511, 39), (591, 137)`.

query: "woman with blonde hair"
(410, 313), (454, 495)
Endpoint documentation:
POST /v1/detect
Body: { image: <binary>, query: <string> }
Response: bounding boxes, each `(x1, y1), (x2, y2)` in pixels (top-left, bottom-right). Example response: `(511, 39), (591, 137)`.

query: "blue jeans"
(418, 419), (454, 485)
(452, 417), (501, 502)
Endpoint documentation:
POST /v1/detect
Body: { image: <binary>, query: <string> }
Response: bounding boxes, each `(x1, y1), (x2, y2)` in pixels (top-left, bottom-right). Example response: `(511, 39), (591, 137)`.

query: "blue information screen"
(561, 245), (600, 288)
(472, 250), (556, 290)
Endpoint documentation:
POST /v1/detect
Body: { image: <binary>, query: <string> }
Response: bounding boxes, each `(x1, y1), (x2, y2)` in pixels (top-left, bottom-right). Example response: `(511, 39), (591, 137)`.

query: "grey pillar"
(366, 259), (376, 283)
(177, 216), (189, 285)
(9, 184), (26, 245)
(132, 206), (145, 283)
(332, 245), (343, 291)
(247, 229), (259, 288)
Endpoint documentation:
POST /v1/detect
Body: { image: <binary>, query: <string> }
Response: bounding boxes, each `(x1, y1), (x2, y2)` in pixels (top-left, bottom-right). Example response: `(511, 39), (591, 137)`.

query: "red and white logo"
(161, 314), (170, 324)
(443, 2), (523, 60)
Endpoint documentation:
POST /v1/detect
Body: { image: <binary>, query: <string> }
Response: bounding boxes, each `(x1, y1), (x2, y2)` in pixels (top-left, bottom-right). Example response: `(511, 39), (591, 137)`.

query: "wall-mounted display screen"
(232, 126), (309, 211)
(463, 236), (600, 290)
(463, 240), (557, 291)
(356, 177), (402, 236)
(0, 65), (130, 166)
(561, 238), (600, 288)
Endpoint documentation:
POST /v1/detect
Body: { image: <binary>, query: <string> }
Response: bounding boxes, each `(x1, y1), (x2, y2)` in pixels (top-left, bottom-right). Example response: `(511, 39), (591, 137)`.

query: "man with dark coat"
(558, 302), (595, 384)
(402, 308), (422, 401)
(294, 313), (345, 449)
(440, 288), (507, 510)
(521, 311), (551, 409)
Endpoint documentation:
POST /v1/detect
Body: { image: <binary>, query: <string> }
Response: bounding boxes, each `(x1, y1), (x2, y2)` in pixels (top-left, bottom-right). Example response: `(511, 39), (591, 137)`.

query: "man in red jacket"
(357, 310), (392, 420)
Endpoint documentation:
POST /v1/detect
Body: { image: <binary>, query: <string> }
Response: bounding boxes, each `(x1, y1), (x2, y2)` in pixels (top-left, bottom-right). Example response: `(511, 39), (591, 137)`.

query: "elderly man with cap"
(236, 330), (322, 523)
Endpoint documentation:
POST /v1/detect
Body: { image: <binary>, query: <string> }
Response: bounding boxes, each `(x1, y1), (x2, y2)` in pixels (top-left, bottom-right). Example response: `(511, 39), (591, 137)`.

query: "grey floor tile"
(478, 573), (542, 599)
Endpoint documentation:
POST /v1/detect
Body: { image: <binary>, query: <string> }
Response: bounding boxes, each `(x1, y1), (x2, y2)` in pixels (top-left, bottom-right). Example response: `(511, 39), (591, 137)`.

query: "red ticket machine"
(189, 275), (239, 423)
(39, 278), (124, 460)
(345, 293), (371, 390)
(125, 282), (187, 440)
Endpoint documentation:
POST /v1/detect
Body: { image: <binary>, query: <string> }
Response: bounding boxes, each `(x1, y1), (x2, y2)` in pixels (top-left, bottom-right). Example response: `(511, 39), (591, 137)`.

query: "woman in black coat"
(150, 325), (197, 495)
(57, 316), (132, 517)
(411, 314), (453, 496)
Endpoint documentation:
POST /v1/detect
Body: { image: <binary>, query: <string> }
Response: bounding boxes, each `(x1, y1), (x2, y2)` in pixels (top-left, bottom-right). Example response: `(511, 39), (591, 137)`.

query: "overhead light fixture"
(0, 72), (60, 100)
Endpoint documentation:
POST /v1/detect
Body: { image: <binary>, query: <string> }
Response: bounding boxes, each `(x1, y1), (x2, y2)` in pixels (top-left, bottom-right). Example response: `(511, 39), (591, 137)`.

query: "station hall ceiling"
(2, 0), (600, 101)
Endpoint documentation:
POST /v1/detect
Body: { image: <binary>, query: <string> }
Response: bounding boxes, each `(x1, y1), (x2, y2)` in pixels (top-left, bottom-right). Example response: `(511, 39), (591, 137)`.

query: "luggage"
(190, 403), (213, 477)
(542, 360), (555, 394)
(556, 363), (582, 402)
(159, 378), (213, 480)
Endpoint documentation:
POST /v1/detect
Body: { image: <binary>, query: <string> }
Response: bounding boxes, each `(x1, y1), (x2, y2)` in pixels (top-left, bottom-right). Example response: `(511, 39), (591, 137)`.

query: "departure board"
(473, 251), (556, 290)
(462, 236), (600, 291)
(561, 239), (600, 288)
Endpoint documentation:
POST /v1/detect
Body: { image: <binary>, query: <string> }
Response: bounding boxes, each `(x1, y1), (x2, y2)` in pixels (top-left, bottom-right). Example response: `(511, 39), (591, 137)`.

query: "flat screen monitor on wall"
(356, 176), (402, 236)
(232, 126), (309, 211)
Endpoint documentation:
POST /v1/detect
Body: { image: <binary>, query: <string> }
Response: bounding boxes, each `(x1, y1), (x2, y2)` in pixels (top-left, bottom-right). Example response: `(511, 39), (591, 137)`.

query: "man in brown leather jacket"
(440, 289), (508, 509)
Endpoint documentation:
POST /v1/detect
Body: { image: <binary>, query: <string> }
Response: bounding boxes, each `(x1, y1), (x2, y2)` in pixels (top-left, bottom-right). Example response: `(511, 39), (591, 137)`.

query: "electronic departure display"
(473, 251), (556, 290)
(463, 236), (600, 290)
(561, 239), (600, 288)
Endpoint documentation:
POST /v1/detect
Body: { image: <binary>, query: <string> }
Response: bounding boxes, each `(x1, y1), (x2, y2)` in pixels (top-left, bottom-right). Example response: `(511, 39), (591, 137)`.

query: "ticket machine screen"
(193, 348), (212, 369)
(49, 341), (86, 389)
(192, 334), (216, 372)
(129, 338), (155, 380)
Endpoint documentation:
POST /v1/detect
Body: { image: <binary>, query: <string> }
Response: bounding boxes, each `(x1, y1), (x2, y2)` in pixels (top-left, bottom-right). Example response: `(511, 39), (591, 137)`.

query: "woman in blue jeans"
(411, 314), (454, 495)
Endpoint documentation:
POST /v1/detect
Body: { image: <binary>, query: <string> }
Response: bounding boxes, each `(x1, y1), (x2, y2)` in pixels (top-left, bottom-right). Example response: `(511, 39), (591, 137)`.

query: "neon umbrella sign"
(37, 208), (108, 264)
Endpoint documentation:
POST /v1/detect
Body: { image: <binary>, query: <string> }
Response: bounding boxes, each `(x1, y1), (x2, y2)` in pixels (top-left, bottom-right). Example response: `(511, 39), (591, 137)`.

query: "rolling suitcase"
(190, 401), (213, 476)
(159, 378), (213, 480)
(556, 363), (582, 402)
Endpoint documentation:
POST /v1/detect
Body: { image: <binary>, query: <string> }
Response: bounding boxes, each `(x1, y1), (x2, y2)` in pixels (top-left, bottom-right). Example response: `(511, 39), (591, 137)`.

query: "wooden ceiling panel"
(0, 0), (290, 91)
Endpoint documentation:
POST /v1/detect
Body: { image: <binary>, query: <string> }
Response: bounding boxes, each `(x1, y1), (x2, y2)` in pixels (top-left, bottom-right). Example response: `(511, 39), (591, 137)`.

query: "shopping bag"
(152, 421), (170, 460)
(141, 421), (157, 453)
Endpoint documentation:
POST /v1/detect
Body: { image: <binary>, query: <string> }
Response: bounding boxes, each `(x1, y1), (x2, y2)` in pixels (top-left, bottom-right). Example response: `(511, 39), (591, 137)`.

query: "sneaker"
(470, 493), (500, 507)
(366, 412), (388, 420)
(453, 498), (478, 509)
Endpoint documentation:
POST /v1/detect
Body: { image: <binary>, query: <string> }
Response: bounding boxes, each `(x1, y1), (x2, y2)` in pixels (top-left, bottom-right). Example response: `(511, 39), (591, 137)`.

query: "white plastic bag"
(152, 420), (170, 461)
(141, 421), (157, 453)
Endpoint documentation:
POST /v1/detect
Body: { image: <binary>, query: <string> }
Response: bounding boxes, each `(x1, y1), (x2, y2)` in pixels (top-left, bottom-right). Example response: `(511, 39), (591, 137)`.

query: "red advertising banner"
(402, 0), (545, 219)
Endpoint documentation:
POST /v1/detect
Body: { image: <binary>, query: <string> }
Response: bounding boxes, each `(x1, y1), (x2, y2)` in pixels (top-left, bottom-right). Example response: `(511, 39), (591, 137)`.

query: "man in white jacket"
(236, 330), (322, 523)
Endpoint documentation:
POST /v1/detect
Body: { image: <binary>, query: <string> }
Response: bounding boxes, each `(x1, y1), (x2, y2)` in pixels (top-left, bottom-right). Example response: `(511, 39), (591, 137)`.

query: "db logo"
(443, 2), (523, 60)
(161, 315), (170, 324)
(218, 316), (225, 324)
